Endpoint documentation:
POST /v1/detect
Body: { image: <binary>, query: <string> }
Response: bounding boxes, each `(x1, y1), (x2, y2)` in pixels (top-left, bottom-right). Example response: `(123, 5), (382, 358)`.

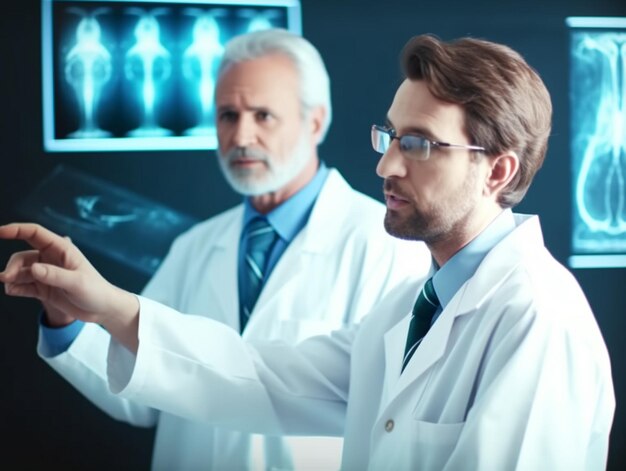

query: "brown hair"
(401, 34), (552, 208)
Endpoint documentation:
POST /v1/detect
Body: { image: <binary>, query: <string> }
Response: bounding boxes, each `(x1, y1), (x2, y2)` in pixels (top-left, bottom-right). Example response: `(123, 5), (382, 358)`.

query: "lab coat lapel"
(383, 312), (411, 390)
(208, 208), (242, 327)
(244, 170), (351, 330)
(383, 286), (468, 402)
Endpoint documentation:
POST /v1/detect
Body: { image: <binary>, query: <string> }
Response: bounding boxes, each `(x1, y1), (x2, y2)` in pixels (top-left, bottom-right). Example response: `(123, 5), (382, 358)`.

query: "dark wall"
(1, 0), (624, 469)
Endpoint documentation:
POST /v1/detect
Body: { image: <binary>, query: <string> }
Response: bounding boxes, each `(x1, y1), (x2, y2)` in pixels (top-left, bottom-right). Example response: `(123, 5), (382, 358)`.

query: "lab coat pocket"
(410, 420), (465, 470)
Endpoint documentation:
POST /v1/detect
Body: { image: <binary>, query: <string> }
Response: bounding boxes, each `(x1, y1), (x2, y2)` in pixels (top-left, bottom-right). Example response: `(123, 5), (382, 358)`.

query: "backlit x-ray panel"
(42, 0), (302, 152)
(18, 165), (199, 274)
(567, 17), (626, 269)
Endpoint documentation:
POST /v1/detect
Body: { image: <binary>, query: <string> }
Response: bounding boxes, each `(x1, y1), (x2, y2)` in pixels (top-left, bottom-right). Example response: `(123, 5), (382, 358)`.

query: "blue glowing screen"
(568, 17), (626, 268)
(18, 165), (199, 274)
(42, 0), (302, 152)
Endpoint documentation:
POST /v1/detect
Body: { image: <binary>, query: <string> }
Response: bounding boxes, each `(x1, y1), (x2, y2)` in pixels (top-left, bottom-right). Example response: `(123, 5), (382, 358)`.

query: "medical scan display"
(568, 17), (626, 268)
(42, 0), (301, 151)
(18, 165), (198, 274)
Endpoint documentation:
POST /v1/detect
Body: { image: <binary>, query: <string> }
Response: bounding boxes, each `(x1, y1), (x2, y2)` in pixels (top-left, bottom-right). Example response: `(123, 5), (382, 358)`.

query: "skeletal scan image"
(18, 165), (198, 275)
(123, 7), (174, 138)
(570, 29), (626, 255)
(181, 8), (226, 136)
(48, 1), (290, 149)
(62, 7), (113, 139)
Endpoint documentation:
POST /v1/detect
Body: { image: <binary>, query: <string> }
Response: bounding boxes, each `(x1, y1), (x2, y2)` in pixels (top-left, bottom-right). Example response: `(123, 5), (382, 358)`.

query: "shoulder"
(483, 249), (608, 364)
(504, 248), (588, 314)
(325, 168), (384, 206)
(319, 168), (386, 226)
(170, 204), (243, 249)
(472, 214), (590, 320)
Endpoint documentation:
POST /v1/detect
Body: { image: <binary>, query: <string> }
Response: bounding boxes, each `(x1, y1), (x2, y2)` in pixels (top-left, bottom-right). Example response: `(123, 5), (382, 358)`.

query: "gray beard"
(217, 131), (312, 196)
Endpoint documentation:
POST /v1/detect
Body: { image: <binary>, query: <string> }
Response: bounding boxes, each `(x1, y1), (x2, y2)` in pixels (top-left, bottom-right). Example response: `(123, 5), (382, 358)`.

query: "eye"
(218, 110), (238, 123)
(255, 110), (274, 122)
(400, 135), (428, 151)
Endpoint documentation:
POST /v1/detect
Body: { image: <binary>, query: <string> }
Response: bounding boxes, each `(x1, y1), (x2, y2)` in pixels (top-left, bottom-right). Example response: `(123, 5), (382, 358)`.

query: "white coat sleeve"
(108, 295), (355, 437)
(39, 322), (158, 427)
(34, 229), (198, 428)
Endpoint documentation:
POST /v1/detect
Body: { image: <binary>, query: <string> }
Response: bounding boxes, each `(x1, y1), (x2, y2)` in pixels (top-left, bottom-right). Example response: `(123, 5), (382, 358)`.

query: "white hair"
(217, 28), (332, 143)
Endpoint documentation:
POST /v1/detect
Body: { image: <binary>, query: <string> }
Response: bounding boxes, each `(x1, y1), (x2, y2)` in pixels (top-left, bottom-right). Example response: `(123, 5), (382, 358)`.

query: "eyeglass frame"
(371, 124), (486, 161)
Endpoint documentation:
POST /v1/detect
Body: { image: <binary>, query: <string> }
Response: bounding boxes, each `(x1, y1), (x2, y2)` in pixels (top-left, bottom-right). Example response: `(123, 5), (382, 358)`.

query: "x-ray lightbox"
(18, 165), (199, 274)
(41, 0), (302, 152)
(566, 17), (626, 269)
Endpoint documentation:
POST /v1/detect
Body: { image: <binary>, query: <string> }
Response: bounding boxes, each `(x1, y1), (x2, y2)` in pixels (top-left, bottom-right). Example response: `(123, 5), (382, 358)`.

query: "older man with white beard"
(20, 28), (430, 470)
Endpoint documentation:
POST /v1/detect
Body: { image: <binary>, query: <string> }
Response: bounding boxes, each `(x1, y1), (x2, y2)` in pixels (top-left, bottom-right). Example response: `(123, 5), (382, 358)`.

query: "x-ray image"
(42, 0), (302, 152)
(17, 165), (198, 275)
(568, 17), (626, 268)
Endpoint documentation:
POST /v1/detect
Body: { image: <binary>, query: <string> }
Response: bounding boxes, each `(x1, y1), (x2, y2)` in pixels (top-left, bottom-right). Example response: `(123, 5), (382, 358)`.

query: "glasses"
(371, 124), (486, 161)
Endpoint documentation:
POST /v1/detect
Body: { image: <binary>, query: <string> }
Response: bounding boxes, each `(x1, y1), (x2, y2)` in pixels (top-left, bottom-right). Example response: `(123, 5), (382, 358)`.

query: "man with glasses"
(0, 33), (614, 469)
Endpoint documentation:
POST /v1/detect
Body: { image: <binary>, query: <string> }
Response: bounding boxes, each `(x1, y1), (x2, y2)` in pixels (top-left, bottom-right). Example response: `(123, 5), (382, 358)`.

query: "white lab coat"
(41, 168), (431, 470)
(106, 213), (614, 470)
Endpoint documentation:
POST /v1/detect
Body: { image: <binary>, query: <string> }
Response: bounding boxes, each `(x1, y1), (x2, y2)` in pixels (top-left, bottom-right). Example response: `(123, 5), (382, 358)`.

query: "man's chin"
(383, 213), (423, 241)
(384, 219), (411, 241)
(234, 182), (275, 196)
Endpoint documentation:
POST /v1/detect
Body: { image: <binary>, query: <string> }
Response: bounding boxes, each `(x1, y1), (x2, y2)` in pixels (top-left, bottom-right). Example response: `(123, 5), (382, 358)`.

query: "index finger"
(0, 223), (66, 252)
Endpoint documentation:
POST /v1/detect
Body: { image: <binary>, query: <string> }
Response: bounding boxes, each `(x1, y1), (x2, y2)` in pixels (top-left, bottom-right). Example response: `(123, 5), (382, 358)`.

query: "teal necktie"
(401, 277), (440, 373)
(239, 217), (279, 332)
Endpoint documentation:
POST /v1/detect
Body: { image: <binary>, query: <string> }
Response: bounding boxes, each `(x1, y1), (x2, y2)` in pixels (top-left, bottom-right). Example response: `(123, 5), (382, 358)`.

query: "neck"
(428, 205), (504, 267)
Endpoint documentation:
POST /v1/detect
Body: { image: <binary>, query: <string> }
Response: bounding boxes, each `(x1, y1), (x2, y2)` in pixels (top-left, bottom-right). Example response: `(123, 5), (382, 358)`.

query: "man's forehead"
(215, 88), (296, 112)
(217, 54), (296, 85)
(215, 56), (299, 105)
(386, 79), (467, 139)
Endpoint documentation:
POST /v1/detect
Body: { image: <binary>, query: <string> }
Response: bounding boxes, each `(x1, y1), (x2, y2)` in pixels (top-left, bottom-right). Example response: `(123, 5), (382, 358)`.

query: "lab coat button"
(384, 419), (394, 432)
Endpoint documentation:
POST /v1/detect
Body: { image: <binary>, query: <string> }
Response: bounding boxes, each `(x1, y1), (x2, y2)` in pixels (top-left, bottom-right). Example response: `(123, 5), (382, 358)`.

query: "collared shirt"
(39, 313), (88, 358)
(238, 161), (329, 283)
(430, 209), (517, 322)
(41, 162), (330, 357)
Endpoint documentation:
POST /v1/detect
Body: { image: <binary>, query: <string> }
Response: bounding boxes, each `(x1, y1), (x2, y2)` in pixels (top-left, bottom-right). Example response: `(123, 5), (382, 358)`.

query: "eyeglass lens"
(372, 127), (388, 153)
(372, 126), (428, 159)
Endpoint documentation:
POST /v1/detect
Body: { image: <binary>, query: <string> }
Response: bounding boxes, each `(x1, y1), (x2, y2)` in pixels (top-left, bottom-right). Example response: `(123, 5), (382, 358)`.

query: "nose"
(376, 141), (408, 179)
(232, 114), (258, 147)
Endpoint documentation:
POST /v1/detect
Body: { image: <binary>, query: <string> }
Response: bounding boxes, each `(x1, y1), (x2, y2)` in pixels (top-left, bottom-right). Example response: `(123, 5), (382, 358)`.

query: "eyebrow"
(217, 104), (276, 116)
(385, 116), (440, 142)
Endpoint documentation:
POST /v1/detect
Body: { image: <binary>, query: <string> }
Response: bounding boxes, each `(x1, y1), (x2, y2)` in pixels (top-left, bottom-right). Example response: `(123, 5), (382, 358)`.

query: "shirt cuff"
(39, 311), (85, 358)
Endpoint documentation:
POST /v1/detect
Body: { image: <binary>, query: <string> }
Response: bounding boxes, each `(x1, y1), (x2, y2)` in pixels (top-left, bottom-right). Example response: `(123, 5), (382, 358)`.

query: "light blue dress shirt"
(238, 161), (329, 284)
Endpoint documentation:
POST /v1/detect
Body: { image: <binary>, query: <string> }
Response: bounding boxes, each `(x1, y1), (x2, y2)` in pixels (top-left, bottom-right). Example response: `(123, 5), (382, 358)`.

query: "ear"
(483, 151), (519, 198)
(308, 105), (327, 144)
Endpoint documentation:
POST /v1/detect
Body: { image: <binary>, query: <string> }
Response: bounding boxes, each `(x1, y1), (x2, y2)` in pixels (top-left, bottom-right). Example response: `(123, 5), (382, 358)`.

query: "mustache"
(221, 146), (270, 163)
(383, 179), (410, 199)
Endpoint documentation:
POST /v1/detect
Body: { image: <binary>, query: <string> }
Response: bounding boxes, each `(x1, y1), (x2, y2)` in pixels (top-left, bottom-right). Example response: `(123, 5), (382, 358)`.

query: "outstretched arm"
(0, 223), (140, 352)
